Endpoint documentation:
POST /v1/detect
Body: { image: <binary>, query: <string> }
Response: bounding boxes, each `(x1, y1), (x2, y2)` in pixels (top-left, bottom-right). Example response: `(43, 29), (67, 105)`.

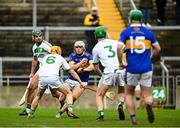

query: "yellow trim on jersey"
(122, 53), (127, 64)
(125, 40), (151, 49)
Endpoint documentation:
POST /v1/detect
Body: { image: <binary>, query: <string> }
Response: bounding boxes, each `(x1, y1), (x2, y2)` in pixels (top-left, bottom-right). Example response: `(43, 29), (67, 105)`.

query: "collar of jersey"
(76, 51), (85, 57)
(130, 23), (141, 27)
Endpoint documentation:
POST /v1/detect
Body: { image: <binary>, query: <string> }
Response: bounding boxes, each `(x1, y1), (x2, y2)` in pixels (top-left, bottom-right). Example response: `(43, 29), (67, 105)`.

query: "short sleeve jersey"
(68, 52), (93, 82)
(92, 39), (119, 73)
(38, 54), (71, 77)
(32, 40), (52, 67)
(119, 24), (159, 73)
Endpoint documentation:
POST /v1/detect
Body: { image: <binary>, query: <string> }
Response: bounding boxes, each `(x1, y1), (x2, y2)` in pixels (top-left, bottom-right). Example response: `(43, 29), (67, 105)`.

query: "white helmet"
(74, 41), (86, 50)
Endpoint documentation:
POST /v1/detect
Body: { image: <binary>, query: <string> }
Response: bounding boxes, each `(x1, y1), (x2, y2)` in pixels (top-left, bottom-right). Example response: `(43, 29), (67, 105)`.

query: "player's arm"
(83, 61), (94, 72)
(117, 43), (125, 68)
(68, 69), (83, 84)
(151, 43), (161, 63)
(29, 56), (38, 78)
(62, 57), (83, 84)
(93, 63), (102, 76)
(69, 59), (88, 70)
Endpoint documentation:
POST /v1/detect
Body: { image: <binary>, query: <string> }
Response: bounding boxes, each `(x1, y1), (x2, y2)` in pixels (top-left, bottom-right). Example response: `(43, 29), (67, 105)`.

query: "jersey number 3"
(104, 45), (115, 58)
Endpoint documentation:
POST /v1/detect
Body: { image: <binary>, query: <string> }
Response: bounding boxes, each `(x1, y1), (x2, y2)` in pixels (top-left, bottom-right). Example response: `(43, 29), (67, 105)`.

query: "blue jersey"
(119, 24), (158, 73)
(67, 52), (93, 82)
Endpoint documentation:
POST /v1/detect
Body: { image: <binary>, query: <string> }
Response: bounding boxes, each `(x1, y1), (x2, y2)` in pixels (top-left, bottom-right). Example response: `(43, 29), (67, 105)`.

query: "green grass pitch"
(0, 108), (180, 127)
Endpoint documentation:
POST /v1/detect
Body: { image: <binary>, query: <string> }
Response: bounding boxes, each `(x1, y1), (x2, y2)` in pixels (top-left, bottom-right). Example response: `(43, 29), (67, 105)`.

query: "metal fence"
(0, 56), (179, 108)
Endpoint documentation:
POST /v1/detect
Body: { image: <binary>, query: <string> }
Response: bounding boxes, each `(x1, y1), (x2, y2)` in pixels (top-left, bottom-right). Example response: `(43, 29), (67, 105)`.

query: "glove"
(77, 60), (89, 73)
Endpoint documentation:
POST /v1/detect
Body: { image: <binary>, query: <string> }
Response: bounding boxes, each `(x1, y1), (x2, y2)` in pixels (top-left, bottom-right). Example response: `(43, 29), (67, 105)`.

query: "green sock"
(26, 104), (31, 109)
(67, 104), (73, 111)
(98, 111), (104, 117)
(119, 101), (124, 107)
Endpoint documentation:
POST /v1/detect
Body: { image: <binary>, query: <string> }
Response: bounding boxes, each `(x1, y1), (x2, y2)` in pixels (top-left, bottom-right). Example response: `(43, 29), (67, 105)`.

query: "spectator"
(155, 0), (167, 25)
(139, 0), (153, 27)
(173, 0), (180, 25)
(84, 6), (102, 53)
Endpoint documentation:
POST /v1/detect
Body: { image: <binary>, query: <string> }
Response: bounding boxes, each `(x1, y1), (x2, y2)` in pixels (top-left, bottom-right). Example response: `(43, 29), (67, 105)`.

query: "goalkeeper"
(56, 41), (94, 118)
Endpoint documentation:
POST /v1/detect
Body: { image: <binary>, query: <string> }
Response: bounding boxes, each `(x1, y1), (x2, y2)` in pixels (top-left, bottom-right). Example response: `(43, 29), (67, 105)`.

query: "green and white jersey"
(32, 40), (52, 67)
(38, 54), (71, 77)
(92, 39), (119, 73)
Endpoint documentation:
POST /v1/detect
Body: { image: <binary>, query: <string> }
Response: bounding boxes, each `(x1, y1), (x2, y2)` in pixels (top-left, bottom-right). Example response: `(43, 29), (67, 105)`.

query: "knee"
(73, 97), (77, 102)
(28, 82), (37, 92)
(96, 91), (104, 97)
(51, 92), (57, 98)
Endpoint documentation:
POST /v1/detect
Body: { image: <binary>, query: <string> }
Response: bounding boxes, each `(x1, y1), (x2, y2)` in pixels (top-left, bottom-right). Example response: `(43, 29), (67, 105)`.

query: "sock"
(59, 111), (63, 115)
(146, 102), (152, 107)
(67, 104), (73, 111)
(118, 101), (124, 107)
(30, 109), (35, 115)
(26, 104), (31, 113)
(130, 114), (135, 118)
(98, 111), (104, 117)
(130, 114), (136, 124)
(26, 104), (31, 109)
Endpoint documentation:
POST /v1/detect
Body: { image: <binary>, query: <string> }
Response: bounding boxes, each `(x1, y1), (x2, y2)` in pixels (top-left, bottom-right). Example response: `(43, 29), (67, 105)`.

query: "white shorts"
(65, 79), (88, 90)
(135, 85), (141, 91)
(99, 69), (125, 86)
(115, 69), (125, 86)
(39, 76), (64, 90)
(126, 71), (152, 87)
(44, 86), (51, 94)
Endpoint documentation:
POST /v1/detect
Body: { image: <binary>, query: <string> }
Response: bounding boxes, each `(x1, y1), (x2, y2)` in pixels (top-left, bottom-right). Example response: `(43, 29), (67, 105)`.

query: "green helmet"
(95, 26), (106, 38)
(129, 9), (143, 21)
(32, 29), (42, 37)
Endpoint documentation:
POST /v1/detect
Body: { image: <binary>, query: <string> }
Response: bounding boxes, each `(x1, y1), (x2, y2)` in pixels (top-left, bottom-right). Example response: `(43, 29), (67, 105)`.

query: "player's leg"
(28, 88), (45, 118)
(19, 74), (39, 116)
(58, 83), (78, 118)
(96, 73), (115, 122)
(116, 69), (126, 120)
(26, 74), (39, 114)
(140, 71), (154, 123)
(53, 89), (68, 118)
(55, 80), (73, 118)
(72, 84), (85, 101)
(96, 83), (108, 122)
(49, 87), (64, 110)
(56, 85), (84, 118)
(125, 85), (137, 125)
(117, 86), (125, 120)
(125, 72), (139, 125)
(50, 77), (66, 104)
(44, 87), (51, 108)
(141, 86), (154, 123)
(134, 85), (141, 109)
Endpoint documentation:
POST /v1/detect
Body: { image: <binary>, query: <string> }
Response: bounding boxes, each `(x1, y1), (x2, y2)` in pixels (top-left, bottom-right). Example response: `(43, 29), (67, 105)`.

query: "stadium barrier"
(0, 56), (179, 108)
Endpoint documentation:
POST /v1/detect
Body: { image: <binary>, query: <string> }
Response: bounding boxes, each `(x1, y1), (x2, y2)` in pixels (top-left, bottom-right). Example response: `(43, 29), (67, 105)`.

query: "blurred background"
(0, 0), (180, 109)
